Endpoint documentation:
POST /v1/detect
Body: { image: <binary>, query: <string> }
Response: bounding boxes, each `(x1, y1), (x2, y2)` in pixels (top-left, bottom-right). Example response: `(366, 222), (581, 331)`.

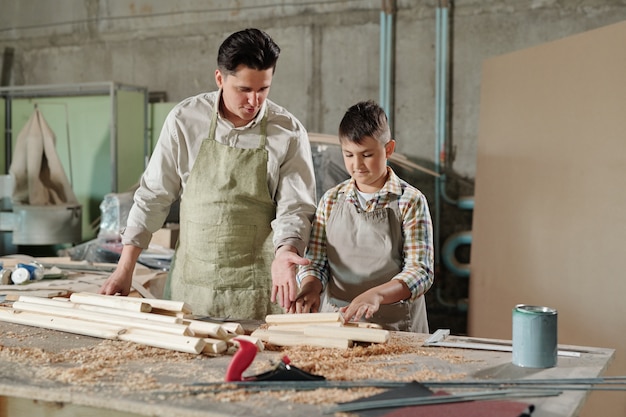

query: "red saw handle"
(225, 338), (258, 382)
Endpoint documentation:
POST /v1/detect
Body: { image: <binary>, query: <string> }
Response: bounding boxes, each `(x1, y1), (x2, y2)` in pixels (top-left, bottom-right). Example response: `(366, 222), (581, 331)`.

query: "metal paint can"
(512, 304), (558, 368)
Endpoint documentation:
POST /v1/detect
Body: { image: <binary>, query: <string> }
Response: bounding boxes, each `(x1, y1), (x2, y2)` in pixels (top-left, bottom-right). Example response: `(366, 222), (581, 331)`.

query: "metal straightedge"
(424, 329), (582, 358)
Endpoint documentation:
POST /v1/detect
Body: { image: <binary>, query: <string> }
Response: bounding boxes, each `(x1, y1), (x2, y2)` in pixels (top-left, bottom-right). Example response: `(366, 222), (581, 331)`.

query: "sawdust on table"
(1, 328), (472, 407)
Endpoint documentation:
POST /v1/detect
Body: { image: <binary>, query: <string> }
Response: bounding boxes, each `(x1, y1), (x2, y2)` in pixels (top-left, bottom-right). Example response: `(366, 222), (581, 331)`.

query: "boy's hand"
(340, 291), (384, 323)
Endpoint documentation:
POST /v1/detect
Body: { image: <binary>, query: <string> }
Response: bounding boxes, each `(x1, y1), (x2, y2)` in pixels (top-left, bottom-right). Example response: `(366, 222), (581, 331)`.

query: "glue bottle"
(11, 262), (44, 285)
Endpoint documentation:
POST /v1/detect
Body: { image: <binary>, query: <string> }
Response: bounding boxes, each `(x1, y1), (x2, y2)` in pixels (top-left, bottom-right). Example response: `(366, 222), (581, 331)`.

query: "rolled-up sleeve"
(122, 105), (190, 248)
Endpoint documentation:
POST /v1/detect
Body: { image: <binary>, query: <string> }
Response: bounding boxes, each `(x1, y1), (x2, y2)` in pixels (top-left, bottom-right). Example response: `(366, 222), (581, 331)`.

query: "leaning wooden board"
(0, 320), (615, 417)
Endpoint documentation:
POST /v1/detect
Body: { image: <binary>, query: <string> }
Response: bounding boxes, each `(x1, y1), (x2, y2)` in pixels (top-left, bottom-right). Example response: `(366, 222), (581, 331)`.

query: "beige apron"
(166, 103), (282, 320)
(321, 193), (429, 333)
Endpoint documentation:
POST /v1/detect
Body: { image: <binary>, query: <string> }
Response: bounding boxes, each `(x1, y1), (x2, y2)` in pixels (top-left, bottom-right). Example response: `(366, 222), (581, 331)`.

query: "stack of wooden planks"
(252, 313), (390, 349)
(0, 293), (260, 355)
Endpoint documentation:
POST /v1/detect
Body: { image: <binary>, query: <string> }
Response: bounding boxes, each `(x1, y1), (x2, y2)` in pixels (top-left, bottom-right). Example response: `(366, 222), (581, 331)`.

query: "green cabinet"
(0, 82), (148, 243)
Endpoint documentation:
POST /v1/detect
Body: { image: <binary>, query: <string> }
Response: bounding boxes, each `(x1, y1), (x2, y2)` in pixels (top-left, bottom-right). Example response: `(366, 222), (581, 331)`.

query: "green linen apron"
(165, 103), (282, 320)
(321, 193), (429, 333)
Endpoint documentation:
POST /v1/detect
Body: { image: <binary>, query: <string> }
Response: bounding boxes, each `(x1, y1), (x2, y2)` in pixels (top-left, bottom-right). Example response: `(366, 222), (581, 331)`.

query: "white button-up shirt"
(122, 90), (317, 255)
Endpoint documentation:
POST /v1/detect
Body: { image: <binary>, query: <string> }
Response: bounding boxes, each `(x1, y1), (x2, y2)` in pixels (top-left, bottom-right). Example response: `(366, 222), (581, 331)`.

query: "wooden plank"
(131, 281), (156, 299)
(202, 338), (228, 354)
(250, 328), (274, 342)
(11, 301), (192, 336)
(345, 321), (383, 329)
(229, 335), (264, 351)
(69, 292), (192, 314)
(221, 322), (245, 335)
(304, 325), (389, 344)
(17, 296), (182, 324)
(267, 322), (342, 333)
(182, 319), (228, 339)
(118, 329), (205, 354)
(69, 292), (152, 313)
(138, 298), (192, 314)
(149, 308), (190, 318)
(2, 290), (70, 300)
(264, 312), (344, 326)
(253, 328), (353, 349)
(268, 332), (353, 349)
(0, 307), (123, 339)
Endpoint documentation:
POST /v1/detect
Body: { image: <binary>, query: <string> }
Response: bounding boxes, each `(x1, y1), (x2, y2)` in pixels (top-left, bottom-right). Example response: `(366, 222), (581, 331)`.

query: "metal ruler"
(424, 329), (582, 357)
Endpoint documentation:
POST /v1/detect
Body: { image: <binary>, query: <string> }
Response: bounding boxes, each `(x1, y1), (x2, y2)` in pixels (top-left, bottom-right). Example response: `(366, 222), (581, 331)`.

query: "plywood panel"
(469, 20), (626, 417)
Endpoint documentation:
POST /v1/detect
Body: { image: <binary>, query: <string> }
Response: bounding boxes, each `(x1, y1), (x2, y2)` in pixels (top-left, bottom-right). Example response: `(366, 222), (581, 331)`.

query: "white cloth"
(9, 109), (78, 206)
(123, 91), (317, 253)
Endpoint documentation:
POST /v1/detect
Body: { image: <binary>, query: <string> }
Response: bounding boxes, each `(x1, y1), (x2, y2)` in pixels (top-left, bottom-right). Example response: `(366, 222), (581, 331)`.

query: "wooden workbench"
(0, 321), (615, 417)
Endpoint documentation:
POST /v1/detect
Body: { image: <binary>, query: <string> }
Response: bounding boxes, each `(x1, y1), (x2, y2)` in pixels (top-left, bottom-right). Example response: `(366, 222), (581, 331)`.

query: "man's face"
(215, 65), (273, 127)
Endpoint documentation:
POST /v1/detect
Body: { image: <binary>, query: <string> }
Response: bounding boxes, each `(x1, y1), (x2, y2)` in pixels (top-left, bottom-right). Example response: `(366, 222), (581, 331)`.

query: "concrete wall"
(2, 0), (626, 180)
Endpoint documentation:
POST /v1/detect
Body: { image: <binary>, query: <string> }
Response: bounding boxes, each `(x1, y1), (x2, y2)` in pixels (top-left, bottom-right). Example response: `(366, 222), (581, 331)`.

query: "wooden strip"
(229, 335), (264, 351)
(119, 329), (205, 354)
(2, 290), (70, 301)
(0, 307), (123, 339)
(264, 312), (344, 325)
(267, 322), (342, 333)
(304, 325), (389, 344)
(131, 281), (156, 299)
(182, 319), (227, 339)
(69, 292), (192, 314)
(250, 328), (274, 343)
(150, 308), (190, 318)
(268, 332), (353, 349)
(345, 321), (383, 329)
(12, 301), (192, 336)
(221, 322), (245, 335)
(69, 292), (152, 313)
(202, 338), (228, 354)
(138, 298), (192, 314)
(17, 296), (182, 324)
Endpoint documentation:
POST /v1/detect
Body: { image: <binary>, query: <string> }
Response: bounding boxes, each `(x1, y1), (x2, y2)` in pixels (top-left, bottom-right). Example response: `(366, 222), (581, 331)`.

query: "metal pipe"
(380, 1), (396, 133)
(379, 9), (386, 111)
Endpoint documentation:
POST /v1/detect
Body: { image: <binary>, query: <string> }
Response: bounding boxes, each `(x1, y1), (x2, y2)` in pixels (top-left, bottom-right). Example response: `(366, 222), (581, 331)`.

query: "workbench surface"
(0, 321), (615, 417)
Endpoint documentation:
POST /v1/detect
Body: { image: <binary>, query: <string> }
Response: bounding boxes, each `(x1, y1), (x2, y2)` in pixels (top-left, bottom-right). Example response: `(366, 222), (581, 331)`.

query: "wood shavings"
(0, 321), (476, 411)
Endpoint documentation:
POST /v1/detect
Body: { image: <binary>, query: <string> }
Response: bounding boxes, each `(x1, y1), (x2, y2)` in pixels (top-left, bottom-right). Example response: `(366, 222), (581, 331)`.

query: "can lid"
(11, 267), (31, 285)
(515, 304), (557, 315)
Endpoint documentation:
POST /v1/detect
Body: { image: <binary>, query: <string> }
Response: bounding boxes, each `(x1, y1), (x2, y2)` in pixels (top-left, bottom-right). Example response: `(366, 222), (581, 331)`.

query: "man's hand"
(98, 268), (133, 295)
(98, 244), (143, 296)
(271, 245), (310, 310)
(290, 276), (322, 313)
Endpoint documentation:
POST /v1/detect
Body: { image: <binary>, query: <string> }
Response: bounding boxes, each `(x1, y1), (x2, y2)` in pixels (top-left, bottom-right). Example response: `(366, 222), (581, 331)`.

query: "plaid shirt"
(298, 168), (434, 300)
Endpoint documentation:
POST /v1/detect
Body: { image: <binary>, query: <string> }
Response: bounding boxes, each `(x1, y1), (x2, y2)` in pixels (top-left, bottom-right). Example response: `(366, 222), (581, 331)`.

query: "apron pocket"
(183, 222), (258, 290)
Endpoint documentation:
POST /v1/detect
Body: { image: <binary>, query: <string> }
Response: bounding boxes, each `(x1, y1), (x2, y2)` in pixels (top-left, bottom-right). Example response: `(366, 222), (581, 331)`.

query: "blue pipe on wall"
(442, 230), (472, 278)
(379, 1), (395, 130)
(435, 2), (473, 301)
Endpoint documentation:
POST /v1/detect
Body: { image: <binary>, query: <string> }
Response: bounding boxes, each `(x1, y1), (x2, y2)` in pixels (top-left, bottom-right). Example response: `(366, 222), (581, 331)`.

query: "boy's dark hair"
(217, 28), (281, 75)
(339, 100), (391, 145)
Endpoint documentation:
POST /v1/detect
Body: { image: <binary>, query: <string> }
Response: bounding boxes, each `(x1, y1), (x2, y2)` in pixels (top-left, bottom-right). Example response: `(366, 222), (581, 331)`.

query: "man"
(99, 28), (316, 320)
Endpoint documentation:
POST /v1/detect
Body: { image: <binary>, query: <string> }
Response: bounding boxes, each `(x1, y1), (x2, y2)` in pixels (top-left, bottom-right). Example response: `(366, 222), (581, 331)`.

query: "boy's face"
(341, 136), (395, 193)
(215, 65), (273, 127)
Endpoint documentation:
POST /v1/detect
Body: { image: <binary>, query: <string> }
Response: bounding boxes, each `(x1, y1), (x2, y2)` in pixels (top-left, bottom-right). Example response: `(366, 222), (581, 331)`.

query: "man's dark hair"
(217, 28), (281, 74)
(339, 100), (391, 145)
